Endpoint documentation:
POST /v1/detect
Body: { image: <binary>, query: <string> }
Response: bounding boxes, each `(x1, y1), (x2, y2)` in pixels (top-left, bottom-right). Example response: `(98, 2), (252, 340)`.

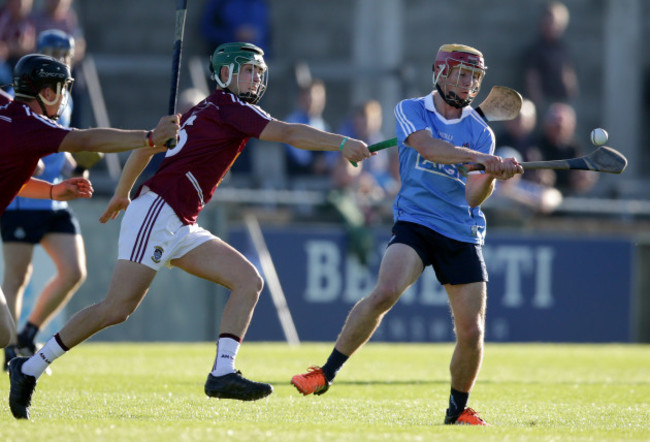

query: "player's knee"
(4, 272), (30, 293)
(368, 283), (402, 313)
(105, 310), (130, 326)
(102, 304), (136, 326)
(251, 269), (264, 295)
(455, 322), (484, 347)
(75, 265), (87, 285)
(62, 265), (86, 287)
(248, 271), (264, 305)
(240, 266), (264, 296)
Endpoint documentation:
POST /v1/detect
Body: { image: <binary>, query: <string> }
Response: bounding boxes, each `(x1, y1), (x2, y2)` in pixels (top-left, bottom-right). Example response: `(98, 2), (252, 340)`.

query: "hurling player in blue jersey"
(292, 44), (523, 426)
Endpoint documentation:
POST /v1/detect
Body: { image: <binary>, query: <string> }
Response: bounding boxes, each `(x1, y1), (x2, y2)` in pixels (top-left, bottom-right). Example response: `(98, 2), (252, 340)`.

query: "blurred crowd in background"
(0, 0), (632, 229)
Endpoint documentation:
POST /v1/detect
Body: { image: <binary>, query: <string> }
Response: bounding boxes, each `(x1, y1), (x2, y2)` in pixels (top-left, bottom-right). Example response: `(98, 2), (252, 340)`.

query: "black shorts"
(387, 221), (488, 285)
(1, 209), (80, 244)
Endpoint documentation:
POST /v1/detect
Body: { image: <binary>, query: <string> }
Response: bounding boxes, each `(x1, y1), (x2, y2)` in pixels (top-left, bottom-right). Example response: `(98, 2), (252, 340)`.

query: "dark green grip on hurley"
(350, 137), (398, 167)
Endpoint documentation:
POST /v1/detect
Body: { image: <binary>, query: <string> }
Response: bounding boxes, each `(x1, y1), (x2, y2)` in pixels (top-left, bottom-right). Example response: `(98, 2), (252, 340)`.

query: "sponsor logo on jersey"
(415, 154), (463, 181)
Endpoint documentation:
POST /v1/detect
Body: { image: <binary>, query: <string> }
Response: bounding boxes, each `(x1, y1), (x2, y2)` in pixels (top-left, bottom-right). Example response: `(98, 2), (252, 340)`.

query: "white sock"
(22, 336), (66, 379)
(211, 337), (240, 377)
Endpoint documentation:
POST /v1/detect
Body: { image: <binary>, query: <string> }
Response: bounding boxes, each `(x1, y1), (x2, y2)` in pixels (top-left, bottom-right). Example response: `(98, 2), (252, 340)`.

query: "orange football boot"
(291, 366), (330, 396)
(445, 408), (490, 426)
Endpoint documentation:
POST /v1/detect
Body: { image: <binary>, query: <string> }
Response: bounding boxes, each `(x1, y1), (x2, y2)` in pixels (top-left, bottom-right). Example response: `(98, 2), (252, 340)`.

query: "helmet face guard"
(13, 54), (75, 119)
(39, 80), (73, 120)
(209, 42), (268, 104)
(432, 44), (486, 108)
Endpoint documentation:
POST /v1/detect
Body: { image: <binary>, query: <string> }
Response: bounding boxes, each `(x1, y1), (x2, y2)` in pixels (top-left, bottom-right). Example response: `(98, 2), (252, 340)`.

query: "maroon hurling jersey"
(0, 101), (71, 214)
(141, 90), (272, 224)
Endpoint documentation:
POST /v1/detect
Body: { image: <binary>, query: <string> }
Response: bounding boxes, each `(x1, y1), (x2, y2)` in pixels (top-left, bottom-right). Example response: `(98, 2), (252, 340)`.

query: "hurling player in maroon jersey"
(7, 42), (372, 417)
(4, 53), (179, 419)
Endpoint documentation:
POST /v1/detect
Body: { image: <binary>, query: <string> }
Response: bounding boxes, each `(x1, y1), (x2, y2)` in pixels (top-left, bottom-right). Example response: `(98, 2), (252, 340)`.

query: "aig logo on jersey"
(415, 154), (463, 181)
(151, 246), (165, 263)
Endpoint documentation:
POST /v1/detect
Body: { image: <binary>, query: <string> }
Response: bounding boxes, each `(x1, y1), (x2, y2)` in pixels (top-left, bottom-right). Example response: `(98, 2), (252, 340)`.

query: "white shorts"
(118, 190), (216, 271)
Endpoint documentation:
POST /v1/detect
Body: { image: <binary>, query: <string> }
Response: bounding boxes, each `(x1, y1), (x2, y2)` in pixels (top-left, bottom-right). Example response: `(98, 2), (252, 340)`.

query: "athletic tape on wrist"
(339, 136), (349, 151)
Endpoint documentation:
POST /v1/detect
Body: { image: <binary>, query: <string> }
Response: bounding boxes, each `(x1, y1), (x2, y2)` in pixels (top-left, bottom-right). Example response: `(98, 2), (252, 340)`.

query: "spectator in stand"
(32, 0), (85, 65)
(496, 97), (553, 188)
(283, 78), (335, 181)
(338, 100), (384, 146)
(536, 102), (596, 196)
(489, 146), (562, 217)
(496, 98), (537, 158)
(200, 0), (270, 56)
(523, 1), (578, 113)
(337, 100), (397, 197)
(332, 100), (399, 226)
(0, 0), (36, 69)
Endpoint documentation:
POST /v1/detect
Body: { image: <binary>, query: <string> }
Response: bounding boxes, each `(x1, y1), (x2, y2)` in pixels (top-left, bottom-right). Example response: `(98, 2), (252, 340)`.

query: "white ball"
(590, 128), (609, 146)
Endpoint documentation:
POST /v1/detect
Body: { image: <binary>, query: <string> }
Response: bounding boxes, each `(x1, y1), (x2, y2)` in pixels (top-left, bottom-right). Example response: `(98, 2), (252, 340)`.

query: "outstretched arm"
(18, 177), (93, 201)
(259, 120), (371, 164)
(58, 114), (180, 154)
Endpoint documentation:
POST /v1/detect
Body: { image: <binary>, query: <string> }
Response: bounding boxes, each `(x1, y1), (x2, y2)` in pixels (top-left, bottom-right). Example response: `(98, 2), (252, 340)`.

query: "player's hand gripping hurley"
(349, 86), (523, 166)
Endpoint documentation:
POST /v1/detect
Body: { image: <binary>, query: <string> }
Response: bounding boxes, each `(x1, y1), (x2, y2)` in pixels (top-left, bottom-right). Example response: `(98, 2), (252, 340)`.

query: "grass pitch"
(1, 342), (648, 441)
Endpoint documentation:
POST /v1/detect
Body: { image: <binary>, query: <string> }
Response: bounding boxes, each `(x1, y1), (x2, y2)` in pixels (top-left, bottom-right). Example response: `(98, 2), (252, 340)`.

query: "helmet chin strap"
(214, 64), (249, 101)
(36, 83), (64, 119)
(435, 83), (469, 109)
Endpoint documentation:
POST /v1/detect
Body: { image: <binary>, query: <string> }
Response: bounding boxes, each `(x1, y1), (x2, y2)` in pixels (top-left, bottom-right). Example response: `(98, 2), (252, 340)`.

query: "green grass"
(1, 342), (649, 441)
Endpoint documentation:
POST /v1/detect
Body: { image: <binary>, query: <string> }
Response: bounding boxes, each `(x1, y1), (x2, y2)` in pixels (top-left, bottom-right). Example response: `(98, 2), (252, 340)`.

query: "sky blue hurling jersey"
(393, 93), (495, 244)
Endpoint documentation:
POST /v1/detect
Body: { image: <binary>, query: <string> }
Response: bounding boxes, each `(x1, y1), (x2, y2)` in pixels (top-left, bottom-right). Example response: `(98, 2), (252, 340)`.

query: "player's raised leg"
(172, 238), (273, 401)
(291, 243), (423, 395)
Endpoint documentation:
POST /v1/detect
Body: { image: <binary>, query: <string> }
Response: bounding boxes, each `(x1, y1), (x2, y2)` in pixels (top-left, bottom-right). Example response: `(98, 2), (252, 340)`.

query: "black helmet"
(13, 54), (74, 101)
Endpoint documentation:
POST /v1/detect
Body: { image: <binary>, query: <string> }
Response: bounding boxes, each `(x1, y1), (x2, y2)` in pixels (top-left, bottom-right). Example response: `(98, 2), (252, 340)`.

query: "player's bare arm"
(98, 147), (166, 224)
(18, 177), (93, 201)
(259, 120), (371, 163)
(408, 129), (523, 174)
(465, 157), (522, 207)
(58, 114), (180, 154)
(407, 129), (491, 165)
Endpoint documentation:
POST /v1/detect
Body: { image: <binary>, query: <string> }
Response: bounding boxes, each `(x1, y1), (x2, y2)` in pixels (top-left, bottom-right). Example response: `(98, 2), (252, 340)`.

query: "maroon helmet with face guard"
(432, 44), (487, 108)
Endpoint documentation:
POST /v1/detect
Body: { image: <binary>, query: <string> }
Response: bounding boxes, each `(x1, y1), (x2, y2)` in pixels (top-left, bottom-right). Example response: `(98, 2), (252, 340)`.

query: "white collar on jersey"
(425, 92), (472, 124)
